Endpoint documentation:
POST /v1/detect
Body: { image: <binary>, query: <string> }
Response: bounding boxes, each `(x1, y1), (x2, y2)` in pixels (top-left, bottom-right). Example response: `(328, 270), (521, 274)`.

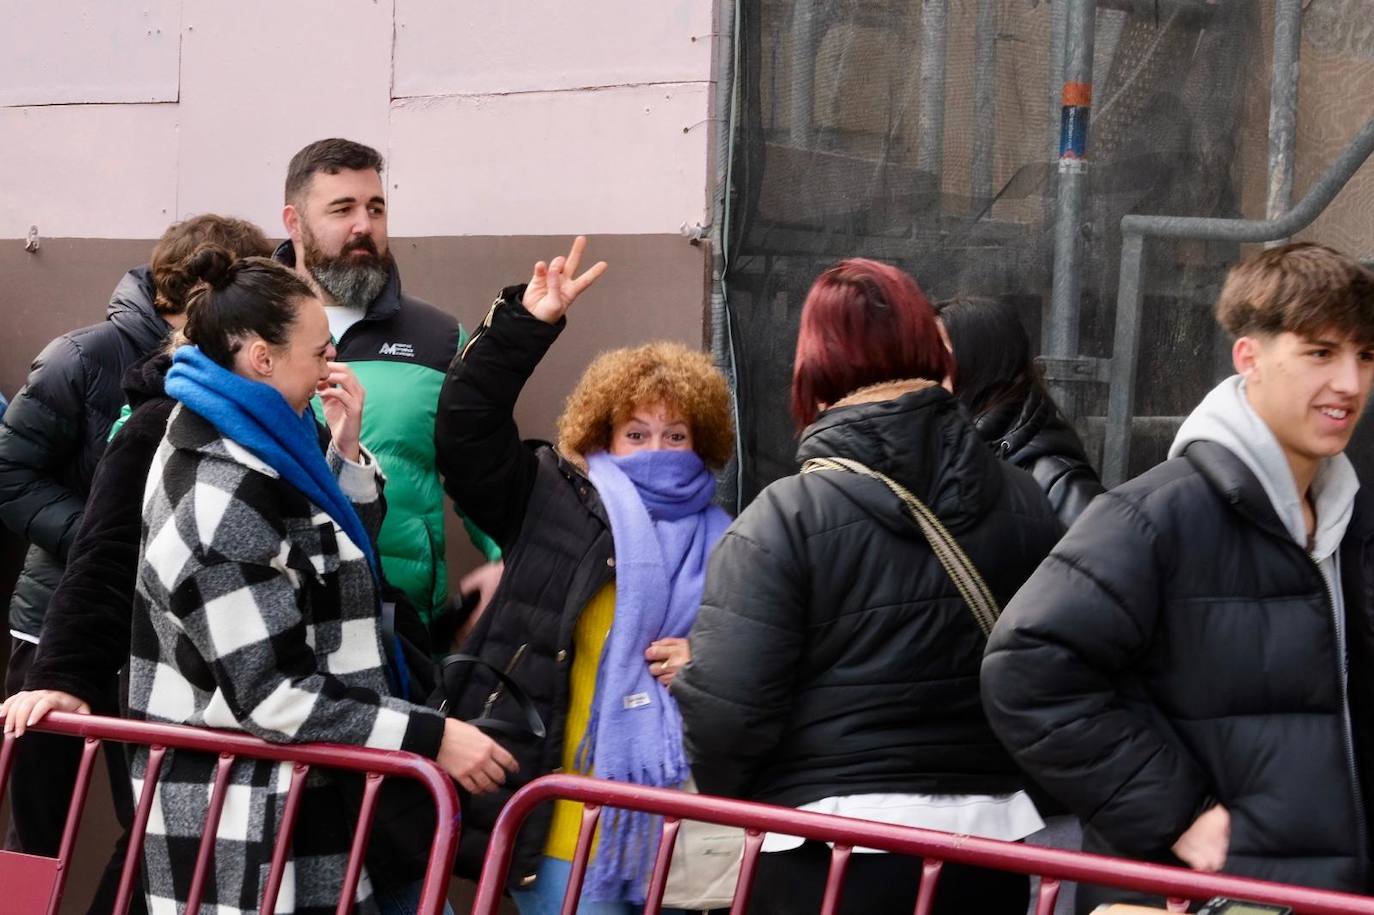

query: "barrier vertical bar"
(0, 732), (15, 807)
(561, 803), (604, 915)
(45, 737), (103, 915)
(1034, 876), (1062, 915)
(335, 771), (385, 915)
(728, 829), (765, 915)
(818, 844), (852, 915)
(183, 753), (236, 915)
(642, 817), (682, 915)
(113, 744), (166, 915)
(259, 763), (310, 914)
(913, 857), (944, 915)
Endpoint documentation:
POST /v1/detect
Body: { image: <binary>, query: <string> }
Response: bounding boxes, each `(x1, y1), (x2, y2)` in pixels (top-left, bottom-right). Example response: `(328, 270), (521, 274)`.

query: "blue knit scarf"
(582, 449), (732, 902)
(166, 346), (378, 575)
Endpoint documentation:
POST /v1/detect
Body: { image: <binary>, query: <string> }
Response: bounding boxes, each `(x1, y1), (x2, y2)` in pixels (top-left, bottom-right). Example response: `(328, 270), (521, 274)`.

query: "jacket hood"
(106, 266), (170, 354)
(975, 385), (1092, 467)
(796, 380), (1002, 535)
(1170, 374), (1358, 560)
(122, 348), (172, 410)
(273, 239), (404, 322)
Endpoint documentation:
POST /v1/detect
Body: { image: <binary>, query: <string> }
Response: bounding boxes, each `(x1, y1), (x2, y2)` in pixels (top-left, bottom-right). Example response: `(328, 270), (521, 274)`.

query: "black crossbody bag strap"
(436, 653), (547, 740)
(802, 456), (1001, 637)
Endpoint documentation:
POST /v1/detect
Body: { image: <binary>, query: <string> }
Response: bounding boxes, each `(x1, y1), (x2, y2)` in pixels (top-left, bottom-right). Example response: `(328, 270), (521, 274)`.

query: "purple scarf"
(581, 449), (732, 902)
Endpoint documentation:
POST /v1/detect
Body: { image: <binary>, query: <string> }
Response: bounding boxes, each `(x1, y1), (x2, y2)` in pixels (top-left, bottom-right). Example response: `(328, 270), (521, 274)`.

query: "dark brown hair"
(150, 215), (273, 316)
(1216, 242), (1374, 343)
(284, 138), (384, 205)
(181, 248), (316, 368)
(935, 296), (1045, 418)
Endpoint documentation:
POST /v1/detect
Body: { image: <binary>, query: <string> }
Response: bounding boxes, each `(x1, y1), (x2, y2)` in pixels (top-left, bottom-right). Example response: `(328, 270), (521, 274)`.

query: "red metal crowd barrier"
(0, 711), (459, 915)
(471, 773), (1374, 915)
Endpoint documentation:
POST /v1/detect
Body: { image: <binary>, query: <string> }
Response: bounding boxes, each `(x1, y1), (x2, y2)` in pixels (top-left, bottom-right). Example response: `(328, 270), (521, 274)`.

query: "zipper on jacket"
(1313, 554), (1371, 880)
(481, 642), (528, 718)
(461, 298), (502, 361)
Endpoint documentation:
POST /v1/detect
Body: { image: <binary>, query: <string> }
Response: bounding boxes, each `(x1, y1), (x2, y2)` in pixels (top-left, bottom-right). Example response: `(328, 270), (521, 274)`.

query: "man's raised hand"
(522, 236), (608, 324)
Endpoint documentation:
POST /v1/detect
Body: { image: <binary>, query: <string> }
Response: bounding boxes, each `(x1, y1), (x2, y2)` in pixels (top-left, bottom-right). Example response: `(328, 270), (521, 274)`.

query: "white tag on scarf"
(623, 692), (652, 710)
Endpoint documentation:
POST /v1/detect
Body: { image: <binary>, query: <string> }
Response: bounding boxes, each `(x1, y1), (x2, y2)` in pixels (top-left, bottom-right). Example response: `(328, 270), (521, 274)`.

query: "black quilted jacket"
(675, 382), (1063, 807)
(0, 268), (168, 637)
(973, 386), (1104, 529)
(983, 441), (1374, 898)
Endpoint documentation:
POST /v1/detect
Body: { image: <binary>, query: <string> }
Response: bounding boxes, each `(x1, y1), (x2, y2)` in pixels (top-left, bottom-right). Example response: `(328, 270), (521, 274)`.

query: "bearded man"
(279, 138), (501, 628)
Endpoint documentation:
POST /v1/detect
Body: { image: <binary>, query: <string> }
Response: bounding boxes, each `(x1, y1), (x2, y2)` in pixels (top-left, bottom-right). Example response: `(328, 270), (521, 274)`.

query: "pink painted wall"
(0, 1), (181, 106)
(0, 0), (716, 241)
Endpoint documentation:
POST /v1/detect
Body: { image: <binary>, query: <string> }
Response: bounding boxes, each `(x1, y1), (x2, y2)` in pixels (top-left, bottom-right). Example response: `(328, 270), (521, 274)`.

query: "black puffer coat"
(0, 268), (169, 638)
(674, 381), (1063, 807)
(434, 289), (616, 886)
(23, 350), (173, 708)
(982, 442), (1374, 903)
(973, 386), (1104, 528)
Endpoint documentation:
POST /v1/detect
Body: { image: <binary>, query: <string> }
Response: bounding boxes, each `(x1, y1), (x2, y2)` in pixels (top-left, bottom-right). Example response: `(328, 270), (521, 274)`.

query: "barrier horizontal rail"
(0, 710), (459, 915)
(472, 773), (1374, 915)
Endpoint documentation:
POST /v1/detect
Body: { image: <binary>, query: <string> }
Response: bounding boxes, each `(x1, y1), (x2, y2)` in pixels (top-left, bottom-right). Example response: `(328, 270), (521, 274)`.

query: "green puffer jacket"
(276, 242), (500, 622)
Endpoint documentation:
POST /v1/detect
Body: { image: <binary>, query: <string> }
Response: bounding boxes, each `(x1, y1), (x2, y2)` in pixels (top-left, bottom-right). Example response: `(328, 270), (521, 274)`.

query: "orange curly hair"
(557, 341), (734, 468)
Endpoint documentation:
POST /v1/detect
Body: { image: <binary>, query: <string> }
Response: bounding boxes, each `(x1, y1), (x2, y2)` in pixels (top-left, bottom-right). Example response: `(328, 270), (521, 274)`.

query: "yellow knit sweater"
(544, 582), (617, 860)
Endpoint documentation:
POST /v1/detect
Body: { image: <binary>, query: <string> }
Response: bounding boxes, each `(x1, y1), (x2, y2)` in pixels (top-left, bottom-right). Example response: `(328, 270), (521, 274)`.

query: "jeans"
(373, 878), (457, 915)
(509, 856), (692, 915)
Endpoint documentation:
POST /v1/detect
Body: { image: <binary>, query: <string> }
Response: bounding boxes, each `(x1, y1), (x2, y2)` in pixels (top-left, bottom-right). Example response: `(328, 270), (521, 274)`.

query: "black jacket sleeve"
(24, 399), (172, 707)
(980, 489), (1210, 855)
(434, 287), (562, 552)
(1031, 454), (1106, 530)
(0, 336), (89, 560)
(675, 498), (809, 798)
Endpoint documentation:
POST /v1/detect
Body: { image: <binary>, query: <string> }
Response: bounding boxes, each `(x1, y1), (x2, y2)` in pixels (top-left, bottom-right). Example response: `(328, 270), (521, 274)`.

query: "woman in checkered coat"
(127, 249), (515, 915)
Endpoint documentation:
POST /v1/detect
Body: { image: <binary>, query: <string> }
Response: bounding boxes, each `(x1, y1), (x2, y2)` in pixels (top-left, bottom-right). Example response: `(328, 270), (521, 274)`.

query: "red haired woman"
(676, 258), (1063, 914)
(434, 239), (734, 912)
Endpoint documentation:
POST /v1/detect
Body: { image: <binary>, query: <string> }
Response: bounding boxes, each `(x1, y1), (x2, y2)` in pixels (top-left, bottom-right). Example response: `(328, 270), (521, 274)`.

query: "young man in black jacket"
(982, 243), (1374, 912)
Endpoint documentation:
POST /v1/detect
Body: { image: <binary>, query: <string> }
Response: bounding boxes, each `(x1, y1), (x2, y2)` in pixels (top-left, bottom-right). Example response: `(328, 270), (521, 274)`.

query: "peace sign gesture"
(521, 236), (609, 325)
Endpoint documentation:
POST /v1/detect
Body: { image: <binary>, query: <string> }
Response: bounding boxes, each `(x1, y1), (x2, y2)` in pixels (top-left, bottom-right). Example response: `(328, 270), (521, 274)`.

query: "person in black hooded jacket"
(981, 244), (1374, 913)
(935, 297), (1104, 528)
(0, 215), (272, 915)
(674, 259), (1062, 915)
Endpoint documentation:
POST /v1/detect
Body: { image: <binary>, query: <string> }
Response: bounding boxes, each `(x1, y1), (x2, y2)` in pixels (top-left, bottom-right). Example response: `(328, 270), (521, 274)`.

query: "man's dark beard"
(300, 223), (393, 310)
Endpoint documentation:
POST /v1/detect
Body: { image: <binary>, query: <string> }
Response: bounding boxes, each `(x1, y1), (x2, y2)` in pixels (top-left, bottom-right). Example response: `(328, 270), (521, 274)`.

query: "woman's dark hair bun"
(186, 244), (236, 291)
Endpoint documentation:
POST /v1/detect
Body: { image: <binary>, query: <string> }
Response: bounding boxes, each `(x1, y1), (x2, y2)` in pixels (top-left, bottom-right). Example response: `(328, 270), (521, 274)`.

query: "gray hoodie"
(1170, 374), (1360, 694)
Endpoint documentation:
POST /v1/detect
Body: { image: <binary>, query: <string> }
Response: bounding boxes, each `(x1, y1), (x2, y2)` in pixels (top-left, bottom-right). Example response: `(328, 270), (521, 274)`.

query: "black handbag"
(361, 599), (545, 891)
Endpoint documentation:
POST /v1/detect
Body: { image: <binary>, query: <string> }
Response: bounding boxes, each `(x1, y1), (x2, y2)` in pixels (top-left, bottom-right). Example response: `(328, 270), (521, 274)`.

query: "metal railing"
(0, 711), (459, 915)
(471, 773), (1374, 915)
(1102, 111), (1374, 485)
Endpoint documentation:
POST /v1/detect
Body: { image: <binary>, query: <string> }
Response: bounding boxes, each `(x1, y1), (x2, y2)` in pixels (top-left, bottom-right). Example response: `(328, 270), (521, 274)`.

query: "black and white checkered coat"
(128, 404), (444, 915)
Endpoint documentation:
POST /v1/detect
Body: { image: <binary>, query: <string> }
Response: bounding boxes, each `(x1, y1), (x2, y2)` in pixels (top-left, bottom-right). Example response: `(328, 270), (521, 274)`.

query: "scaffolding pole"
(1265, 0), (1303, 237)
(1044, 0), (1098, 417)
(1103, 113), (1374, 485)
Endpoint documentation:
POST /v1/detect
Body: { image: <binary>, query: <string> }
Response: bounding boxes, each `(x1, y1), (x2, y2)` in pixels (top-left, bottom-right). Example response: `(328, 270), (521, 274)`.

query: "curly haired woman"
(434, 237), (734, 914)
